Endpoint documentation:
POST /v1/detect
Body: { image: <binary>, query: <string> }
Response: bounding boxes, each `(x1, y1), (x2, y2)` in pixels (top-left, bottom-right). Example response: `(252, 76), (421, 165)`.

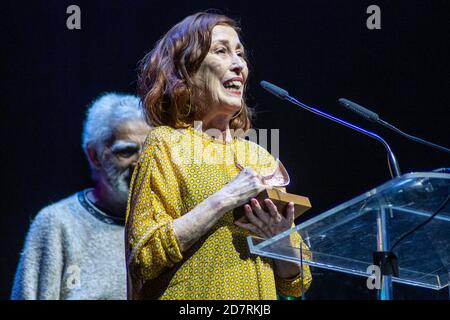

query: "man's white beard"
(104, 164), (132, 207)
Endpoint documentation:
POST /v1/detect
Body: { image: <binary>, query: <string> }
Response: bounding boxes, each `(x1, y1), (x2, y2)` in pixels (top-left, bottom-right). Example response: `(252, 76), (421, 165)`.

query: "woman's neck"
(195, 114), (233, 143)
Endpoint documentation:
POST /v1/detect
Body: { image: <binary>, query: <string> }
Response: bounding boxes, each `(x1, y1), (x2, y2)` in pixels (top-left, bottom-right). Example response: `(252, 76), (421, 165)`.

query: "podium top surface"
(248, 172), (450, 290)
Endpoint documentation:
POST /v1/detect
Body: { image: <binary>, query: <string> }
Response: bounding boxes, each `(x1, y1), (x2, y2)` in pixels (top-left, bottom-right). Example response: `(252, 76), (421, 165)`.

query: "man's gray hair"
(81, 92), (145, 159)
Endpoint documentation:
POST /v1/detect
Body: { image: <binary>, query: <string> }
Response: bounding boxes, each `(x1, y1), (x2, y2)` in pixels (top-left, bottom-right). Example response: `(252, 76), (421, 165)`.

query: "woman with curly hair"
(125, 11), (312, 300)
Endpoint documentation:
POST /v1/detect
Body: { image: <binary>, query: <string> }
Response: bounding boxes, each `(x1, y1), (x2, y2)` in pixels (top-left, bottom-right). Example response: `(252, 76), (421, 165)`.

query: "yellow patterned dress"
(125, 126), (312, 299)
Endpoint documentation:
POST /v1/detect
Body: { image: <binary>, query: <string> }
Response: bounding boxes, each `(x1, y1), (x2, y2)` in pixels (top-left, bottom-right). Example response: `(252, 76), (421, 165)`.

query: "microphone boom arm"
(378, 119), (450, 154)
(260, 80), (402, 177)
(339, 97), (450, 154)
(260, 80), (401, 300)
(285, 95), (402, 177)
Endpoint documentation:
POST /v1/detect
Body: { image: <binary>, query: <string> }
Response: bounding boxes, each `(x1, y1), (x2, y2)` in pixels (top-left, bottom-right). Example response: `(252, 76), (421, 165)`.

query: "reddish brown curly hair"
(137, 12), (253, 131)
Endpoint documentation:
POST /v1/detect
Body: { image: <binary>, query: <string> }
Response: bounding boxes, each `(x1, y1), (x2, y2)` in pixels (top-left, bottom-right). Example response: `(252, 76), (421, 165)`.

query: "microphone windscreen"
(260, 81), (289, 99)
(339, 98), (380, 122)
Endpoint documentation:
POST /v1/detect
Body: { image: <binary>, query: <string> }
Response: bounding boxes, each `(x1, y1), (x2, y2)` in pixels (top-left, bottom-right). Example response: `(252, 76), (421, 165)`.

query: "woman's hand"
(235, 199), (302, 279)
(218, 166), (267, 212)
(173, 166), (266, 253)
(234, 198), (295, 238)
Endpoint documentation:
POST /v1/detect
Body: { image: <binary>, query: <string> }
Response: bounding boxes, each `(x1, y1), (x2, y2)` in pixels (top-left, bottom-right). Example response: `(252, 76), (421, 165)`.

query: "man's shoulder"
(32, 192), (83, 227)
(21, 192), (84, 244)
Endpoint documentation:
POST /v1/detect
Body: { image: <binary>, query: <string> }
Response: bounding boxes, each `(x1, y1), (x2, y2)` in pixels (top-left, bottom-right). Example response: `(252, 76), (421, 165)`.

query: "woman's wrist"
(211, 190), (239, 214)
(173, 193), (231, 252)
(274, 261), (301, 279)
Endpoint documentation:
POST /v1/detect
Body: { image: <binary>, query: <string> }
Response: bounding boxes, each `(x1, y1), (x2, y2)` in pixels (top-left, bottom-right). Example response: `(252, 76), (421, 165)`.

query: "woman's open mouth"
(223, 78), (243, 95)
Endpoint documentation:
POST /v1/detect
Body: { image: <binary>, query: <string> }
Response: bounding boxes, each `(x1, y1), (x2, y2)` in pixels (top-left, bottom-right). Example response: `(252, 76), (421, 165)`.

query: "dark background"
(1, 0), (449, 300)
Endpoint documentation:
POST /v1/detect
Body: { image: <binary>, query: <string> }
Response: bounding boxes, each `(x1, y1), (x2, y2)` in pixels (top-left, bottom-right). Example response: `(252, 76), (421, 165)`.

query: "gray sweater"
(11, 190), (127, 300)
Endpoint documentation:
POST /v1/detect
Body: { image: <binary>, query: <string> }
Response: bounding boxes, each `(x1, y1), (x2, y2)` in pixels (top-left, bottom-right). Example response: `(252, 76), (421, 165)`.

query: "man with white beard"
(11, 93), (151, 300)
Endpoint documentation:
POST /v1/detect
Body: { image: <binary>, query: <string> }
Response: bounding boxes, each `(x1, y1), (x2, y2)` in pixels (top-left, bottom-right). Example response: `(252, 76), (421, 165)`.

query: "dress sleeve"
(125, 137), (184, 285)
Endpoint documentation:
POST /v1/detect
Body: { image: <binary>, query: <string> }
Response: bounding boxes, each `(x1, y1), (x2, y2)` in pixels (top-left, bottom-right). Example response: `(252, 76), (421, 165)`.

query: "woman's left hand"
(234, 198), (294, 238)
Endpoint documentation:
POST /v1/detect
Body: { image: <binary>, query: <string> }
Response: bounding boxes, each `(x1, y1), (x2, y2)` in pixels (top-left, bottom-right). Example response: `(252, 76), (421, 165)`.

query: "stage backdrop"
(1, 0), (449, 299)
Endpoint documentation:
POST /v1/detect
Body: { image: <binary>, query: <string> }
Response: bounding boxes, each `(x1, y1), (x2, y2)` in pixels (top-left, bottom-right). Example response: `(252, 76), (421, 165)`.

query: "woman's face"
(193, 25), (248, 119)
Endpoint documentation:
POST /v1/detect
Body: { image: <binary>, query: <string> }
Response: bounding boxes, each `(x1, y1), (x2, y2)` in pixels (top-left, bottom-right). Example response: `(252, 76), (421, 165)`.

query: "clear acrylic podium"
(247, 172), (450, 299)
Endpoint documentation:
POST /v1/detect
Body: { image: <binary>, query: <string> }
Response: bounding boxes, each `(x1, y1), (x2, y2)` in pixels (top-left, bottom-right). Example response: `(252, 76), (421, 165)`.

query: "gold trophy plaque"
(233, 160), (312, 222)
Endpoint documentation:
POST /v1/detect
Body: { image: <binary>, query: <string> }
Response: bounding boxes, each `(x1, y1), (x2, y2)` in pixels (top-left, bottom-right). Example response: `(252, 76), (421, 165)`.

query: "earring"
(182, 88), (193, 117)
(183, 103), (192, 118)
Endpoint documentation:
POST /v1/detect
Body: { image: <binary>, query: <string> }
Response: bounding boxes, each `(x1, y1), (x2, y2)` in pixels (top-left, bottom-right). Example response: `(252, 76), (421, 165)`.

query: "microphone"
(339, 98), (450, 154)
(339, 98), (379, 122)
(261, 81), (407, 301)
(260, 81), (289, 100)
(260, 80), (402, 177)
